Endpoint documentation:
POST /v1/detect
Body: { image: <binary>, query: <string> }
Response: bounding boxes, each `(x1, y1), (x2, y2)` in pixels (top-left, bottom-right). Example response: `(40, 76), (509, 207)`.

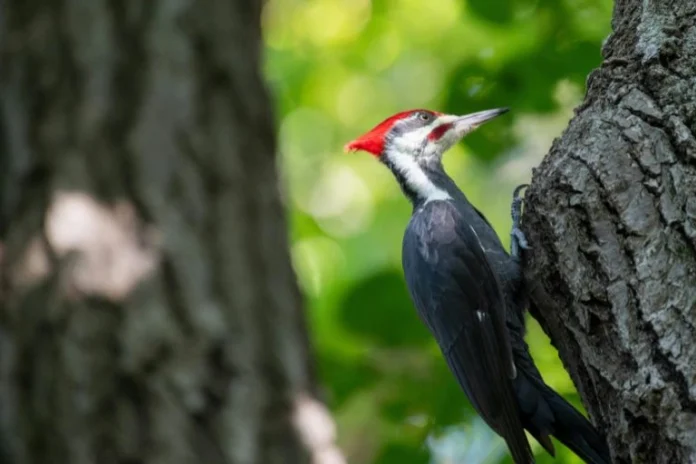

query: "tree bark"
(523, 0), (696, 463)
(0, 1), (340, 464)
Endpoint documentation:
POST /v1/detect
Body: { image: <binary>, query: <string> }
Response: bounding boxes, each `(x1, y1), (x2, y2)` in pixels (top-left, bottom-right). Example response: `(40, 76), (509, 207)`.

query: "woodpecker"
(345, 108), (611, 464)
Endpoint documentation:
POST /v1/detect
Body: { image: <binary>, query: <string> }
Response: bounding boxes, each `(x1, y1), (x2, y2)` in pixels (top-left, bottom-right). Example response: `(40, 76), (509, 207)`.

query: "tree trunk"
(523, 0), (696, 463)
(0, 1), (340, 463)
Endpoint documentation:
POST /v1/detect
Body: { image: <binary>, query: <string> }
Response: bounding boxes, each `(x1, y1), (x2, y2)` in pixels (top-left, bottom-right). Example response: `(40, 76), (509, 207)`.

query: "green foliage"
(339, 270), (431, 347)
(263, 0), (612, 462)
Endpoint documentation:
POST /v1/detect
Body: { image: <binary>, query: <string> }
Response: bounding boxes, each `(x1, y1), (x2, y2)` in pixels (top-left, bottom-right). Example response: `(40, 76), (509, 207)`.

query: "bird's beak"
(451, 107), (509, 137)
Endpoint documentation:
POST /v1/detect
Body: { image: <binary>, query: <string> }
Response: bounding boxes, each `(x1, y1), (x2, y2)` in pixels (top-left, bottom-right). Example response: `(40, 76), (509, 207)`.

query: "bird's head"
(344, 107), (508, 163)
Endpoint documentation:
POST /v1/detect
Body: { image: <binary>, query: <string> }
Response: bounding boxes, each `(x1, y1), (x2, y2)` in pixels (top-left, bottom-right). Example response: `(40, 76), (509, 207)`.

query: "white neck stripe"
(384, 148), (451, 203)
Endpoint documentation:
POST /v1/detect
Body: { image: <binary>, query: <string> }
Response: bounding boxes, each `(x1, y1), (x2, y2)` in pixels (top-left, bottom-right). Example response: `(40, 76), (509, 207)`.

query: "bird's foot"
(510, 184), (530, 260)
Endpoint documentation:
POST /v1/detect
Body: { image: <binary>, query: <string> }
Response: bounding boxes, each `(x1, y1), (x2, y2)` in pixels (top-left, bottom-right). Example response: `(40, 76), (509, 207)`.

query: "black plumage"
(403, 199), (533, 463)
(401, 163), (611, 464)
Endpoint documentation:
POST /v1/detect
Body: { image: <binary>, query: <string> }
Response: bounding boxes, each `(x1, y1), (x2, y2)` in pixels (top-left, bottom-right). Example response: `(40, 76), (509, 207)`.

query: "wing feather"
(403, 202), (533, 464)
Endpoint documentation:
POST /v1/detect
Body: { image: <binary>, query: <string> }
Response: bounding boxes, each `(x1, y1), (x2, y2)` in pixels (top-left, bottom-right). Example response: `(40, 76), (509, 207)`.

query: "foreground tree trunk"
(524, 0), (696, 462)
(0, 2), (340, 463)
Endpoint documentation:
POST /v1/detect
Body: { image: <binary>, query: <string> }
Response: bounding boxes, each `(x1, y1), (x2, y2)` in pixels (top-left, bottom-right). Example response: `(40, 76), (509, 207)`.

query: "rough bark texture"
(523, 0), (696, 463)
(0, 1), (338, 464)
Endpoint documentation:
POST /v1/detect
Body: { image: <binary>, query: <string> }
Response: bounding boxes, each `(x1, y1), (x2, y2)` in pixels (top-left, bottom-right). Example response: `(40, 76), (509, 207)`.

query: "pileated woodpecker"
(345, 108), (611, 464)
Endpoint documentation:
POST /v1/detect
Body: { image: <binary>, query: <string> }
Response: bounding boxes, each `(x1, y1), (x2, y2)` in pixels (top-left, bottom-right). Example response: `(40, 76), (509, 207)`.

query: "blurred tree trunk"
(523, 0), (696, 463)
(0, 1), (340, 464)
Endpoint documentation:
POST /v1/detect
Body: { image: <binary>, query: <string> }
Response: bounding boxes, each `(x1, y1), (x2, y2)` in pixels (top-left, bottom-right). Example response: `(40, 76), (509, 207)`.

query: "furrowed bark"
(523, 0), (696, 463)
(0, 1), (340, 463)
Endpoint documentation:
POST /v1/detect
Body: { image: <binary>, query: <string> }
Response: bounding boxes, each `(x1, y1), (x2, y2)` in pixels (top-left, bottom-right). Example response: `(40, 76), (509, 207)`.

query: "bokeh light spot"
(292, 236), (346, 297)
(307, 163), (375, 238)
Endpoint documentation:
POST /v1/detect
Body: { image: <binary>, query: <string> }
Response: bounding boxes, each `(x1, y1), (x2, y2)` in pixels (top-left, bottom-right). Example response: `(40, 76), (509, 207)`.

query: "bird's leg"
(510, 184), (530, 260)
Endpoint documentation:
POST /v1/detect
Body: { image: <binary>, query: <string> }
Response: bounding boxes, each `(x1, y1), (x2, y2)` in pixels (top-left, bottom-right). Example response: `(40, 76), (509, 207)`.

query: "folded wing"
(403, 203), (533, 464)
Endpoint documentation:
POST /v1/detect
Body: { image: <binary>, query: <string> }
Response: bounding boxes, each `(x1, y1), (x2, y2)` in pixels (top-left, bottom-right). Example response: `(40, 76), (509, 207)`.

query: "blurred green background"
(262, 0), (612, 462)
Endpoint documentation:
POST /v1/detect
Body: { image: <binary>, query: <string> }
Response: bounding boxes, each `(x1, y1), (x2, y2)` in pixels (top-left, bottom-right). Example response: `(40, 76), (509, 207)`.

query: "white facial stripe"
(387, 119), (439, 159)
(401, 123), (436, 146)
(384, 147), (451, 203)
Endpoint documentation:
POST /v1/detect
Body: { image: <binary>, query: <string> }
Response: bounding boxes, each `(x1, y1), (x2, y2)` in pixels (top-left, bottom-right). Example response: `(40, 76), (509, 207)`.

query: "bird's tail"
(543, 387), (611, 464)
(519, 373), (611, 464)
(509, 321), (610, 464)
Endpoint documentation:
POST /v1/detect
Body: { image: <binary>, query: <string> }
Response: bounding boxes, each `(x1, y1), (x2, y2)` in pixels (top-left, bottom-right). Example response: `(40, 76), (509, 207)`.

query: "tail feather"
(515, 372), (611, 464)
(545, 391), (611, 464)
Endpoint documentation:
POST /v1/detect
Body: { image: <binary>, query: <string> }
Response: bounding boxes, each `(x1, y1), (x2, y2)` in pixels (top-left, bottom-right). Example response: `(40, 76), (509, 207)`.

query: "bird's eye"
(418, 112), (431, 122)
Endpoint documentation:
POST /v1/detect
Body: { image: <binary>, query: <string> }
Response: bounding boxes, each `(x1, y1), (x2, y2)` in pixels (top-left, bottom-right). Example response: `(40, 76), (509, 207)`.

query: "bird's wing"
(465, 224), (517, 380)
(403, 203), (533, 464)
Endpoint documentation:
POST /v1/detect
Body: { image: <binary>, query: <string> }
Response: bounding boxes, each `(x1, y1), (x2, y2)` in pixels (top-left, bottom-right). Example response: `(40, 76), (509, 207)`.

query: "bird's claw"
(511, 227), (529, 249)
(510, 184), (529, 223)
(510, 184), (530, 260)
(512, 184), (529, 200)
